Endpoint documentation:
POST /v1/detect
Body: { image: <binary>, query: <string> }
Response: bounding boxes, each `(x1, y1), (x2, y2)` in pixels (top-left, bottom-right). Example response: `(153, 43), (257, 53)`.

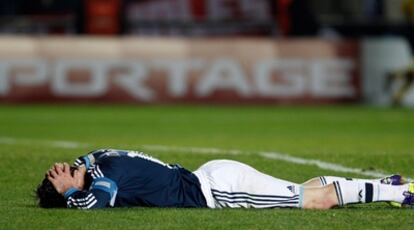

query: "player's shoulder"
(91, 149), (129, 160)
(89, 150), (127, 180)
(89, 149), (128, 170)
(92, 148), (171, 169)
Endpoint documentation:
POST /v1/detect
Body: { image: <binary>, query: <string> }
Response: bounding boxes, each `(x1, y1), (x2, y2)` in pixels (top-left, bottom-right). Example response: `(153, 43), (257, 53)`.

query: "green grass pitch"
(1, 105), (414, 229)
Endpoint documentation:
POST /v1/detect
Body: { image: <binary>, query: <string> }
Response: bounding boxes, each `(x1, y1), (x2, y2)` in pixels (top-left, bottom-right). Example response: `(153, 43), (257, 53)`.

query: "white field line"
(0, 136), (410, 180)
(0, 137), (89, 149)
(140, 145), (406, 179)
(140, 144), (243, 155)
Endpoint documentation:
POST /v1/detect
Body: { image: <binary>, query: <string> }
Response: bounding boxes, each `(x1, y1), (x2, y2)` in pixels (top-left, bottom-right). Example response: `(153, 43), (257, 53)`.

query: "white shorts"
(193, 160), (302, 209)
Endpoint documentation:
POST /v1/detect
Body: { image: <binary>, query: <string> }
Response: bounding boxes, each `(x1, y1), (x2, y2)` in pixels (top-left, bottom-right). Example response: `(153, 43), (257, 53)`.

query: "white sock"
(376, 184), (407, 202)
(333, 181), (407, 206)
(319, 176), (381, 186)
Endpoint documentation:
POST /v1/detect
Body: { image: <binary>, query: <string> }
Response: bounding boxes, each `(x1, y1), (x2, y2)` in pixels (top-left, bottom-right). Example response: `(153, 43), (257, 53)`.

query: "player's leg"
(302, 176), (377, 187)
(193, 159), (301, 209)
(301, 180), (414, 209)
(301, 184), (337, 209)
(302, 175), (405, 187)
(193, 160), (414, 210)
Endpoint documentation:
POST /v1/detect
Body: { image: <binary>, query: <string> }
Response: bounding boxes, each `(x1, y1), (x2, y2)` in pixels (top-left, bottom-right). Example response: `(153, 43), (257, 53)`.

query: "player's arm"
(64, 177), (117, 209)
(73, 149), (110, 169)
(48, 163), (117, 209)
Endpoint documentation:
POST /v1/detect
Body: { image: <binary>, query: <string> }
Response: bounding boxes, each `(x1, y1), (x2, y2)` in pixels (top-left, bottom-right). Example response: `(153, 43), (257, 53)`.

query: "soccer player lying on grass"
(36, 149), (414, 209)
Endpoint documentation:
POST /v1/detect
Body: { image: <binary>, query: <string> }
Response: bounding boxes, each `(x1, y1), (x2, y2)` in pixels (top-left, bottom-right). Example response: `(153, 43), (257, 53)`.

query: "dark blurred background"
(1, 0), (414, 106)
(0, 0), (413, 47)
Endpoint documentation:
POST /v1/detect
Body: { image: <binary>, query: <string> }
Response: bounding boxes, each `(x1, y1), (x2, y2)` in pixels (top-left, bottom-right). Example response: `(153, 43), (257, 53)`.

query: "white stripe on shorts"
(211, 189), (299, 208)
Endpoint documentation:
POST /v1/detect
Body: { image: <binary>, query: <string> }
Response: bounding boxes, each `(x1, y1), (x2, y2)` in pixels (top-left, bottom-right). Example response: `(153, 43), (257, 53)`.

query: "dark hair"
(36, 166), (77, 208)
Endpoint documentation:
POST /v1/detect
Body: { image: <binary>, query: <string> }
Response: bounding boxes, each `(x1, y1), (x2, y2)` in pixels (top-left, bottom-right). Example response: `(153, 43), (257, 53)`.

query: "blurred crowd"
(0, 0), (413, 42)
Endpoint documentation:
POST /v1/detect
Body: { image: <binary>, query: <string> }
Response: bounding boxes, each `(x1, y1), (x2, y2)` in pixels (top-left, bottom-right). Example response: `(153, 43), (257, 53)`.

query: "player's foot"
(379, 174), (407, 208)
(379, 174), (406, 185)
(401, 183), (414, 208)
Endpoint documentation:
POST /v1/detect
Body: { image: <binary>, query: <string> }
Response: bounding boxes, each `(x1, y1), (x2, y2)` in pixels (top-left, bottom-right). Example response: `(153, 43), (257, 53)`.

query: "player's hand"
(47, 162), (84, 195)
(73, 165), (86, 191)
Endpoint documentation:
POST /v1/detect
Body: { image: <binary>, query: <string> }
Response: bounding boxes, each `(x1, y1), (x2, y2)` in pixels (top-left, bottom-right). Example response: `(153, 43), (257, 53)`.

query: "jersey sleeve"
(64, 177), (118, 209)
(73, 149), (110, 169)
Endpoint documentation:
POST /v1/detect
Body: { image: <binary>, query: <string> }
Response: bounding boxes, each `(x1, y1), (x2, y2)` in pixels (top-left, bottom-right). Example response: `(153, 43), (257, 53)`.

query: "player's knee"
(303, 185), (337, 210)
(318, 185), (337, 209)
(302, 177), (323, 187)
(304, 199), (335, 210)
(313, 198), (336, 210)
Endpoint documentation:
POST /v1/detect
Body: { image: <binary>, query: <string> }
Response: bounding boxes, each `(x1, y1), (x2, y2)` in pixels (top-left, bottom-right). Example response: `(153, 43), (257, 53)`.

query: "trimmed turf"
(0, 105), (413, 229)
